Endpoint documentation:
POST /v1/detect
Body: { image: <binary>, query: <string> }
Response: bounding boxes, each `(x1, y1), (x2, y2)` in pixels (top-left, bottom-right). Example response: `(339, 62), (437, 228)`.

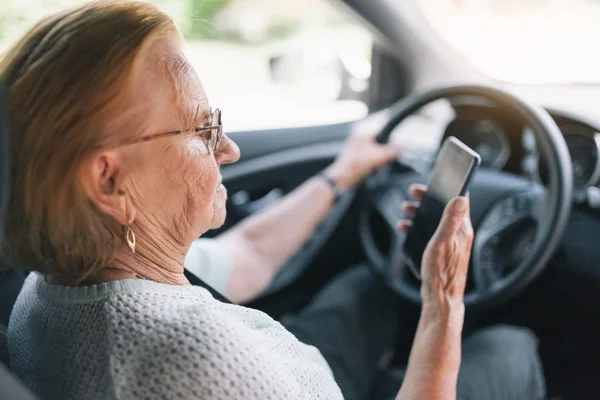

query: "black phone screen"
(402, 137), (481, 278)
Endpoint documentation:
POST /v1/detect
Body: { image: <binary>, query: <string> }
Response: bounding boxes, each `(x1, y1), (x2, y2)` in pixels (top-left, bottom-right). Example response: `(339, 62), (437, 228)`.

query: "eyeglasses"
(112, 108), (223, 152)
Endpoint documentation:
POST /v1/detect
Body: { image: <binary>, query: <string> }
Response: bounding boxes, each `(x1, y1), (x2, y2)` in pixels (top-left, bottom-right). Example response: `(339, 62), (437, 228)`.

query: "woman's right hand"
(399, 184), (474, 308)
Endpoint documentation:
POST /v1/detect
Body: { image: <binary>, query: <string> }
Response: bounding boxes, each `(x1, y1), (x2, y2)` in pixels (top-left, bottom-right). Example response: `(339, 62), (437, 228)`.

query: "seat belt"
(184, 268), (232, 304)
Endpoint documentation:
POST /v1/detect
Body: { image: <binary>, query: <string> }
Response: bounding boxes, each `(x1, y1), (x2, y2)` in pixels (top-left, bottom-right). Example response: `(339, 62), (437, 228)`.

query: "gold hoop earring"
(124, 224), (136, 253)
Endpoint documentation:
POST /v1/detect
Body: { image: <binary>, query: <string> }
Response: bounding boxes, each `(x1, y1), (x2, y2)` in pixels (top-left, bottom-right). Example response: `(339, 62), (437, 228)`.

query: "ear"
(80, 151), (136, 225)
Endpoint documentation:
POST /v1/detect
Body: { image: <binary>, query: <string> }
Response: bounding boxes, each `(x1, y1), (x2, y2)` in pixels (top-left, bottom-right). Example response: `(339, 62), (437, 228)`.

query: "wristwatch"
(317, 171), (342, 201)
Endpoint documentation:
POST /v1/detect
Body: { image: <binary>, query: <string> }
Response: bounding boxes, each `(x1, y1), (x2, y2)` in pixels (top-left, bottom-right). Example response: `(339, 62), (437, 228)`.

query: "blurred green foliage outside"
(0, 0), (303, 44)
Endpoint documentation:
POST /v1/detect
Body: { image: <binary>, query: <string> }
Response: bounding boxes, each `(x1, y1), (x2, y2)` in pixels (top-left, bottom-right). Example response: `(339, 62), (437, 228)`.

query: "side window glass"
(164, 0), (374, 131)
(1, 0), (373, 132)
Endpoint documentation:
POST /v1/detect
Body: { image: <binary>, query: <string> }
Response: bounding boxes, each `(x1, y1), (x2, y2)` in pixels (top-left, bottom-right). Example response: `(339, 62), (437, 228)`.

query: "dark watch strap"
(317, 171), (342, 201)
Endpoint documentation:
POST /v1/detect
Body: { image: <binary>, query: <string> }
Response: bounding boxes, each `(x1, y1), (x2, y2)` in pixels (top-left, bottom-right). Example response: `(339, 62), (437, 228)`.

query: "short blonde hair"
(1, 0), (173, 280)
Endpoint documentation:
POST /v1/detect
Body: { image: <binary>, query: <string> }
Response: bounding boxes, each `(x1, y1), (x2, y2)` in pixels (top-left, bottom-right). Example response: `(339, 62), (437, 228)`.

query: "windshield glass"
(417, 0), (600, 85)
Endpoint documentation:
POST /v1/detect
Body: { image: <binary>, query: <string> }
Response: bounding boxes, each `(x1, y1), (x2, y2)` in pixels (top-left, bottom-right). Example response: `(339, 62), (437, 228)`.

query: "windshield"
(417, 0), (600, 85)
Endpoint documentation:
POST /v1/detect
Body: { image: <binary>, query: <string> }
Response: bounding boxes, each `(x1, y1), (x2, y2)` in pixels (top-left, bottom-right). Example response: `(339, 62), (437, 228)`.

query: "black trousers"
(283, 265), (546, 400)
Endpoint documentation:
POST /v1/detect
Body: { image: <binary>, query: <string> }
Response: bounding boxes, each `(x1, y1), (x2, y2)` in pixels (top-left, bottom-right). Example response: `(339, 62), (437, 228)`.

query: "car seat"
(0, 82), (38, 399)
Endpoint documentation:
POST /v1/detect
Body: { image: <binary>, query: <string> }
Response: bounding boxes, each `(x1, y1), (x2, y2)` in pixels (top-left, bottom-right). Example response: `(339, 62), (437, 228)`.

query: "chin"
(209, 189), (228, 228)
(210, 217), (226, 230)
(210, 206), (227, 229)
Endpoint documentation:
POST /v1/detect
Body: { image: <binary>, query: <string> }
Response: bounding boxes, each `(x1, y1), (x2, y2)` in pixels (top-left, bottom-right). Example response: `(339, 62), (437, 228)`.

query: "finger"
(353, 128), (378, 138)
(401, 201), (419, 217)
(373, 144), (402, 168)
(434, 196), (470, 239)
(385, 143), (402, 160)
(463, 192), (472, 224)
(397, 220), (412, 233)
(408, 184), (427, 201)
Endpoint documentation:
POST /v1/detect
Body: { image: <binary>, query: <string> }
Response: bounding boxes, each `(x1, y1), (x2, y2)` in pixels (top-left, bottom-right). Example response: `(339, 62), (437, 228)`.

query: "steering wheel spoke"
(371, 185), (406, 237)
(472, 186), (547, 292)
(370, 184), (424, 279)
(388, 236), (410, 280)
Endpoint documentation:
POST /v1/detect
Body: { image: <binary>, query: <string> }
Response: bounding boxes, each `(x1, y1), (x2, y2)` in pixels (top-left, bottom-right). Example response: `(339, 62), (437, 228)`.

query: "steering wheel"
(359, 84), (573, 308)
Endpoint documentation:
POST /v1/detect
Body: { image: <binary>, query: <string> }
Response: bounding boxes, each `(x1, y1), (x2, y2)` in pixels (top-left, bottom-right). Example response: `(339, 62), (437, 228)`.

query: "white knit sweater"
(8, 273), (343, 400)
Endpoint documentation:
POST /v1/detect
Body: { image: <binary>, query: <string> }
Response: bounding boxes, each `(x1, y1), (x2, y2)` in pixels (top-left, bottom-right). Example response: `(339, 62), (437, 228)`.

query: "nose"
(215, 134), (240, 166)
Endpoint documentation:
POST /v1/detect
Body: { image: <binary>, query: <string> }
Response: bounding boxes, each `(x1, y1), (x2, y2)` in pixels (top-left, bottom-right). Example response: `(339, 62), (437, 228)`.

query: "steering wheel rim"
(359, 83), (573, 309)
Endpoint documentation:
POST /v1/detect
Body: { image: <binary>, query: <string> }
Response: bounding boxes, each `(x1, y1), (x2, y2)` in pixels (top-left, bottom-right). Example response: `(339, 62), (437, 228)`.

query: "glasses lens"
(208, 129), (215, 152)
(215, 127), (223, 151)
(212, 109), (222, 151)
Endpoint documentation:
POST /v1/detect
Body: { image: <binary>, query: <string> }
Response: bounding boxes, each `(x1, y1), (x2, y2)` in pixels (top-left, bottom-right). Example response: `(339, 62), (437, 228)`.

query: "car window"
(417, 0), (600, 85)
(0, 0), (373, 132)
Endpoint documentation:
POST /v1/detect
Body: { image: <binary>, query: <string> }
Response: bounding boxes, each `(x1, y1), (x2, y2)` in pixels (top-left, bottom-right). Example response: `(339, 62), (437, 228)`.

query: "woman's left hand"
(324, 130), (400, 190)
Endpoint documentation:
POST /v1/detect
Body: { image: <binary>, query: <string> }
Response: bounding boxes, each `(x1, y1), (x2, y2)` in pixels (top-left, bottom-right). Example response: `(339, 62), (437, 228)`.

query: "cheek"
(183, 140), (219, 202)
(131, 138), (223, 241)
(190, 160), (219, 207)
(135, 143), (219, 228)
(181, 144), (221, 226)
(186, 136), (210, 157)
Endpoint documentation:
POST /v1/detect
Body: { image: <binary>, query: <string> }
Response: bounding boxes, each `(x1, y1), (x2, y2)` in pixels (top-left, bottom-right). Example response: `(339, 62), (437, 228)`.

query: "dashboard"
(439, 104), (600, 205)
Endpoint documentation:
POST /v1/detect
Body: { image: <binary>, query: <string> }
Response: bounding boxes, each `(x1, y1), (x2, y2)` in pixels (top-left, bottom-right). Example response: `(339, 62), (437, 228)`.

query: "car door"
(172, 0), (401, 310)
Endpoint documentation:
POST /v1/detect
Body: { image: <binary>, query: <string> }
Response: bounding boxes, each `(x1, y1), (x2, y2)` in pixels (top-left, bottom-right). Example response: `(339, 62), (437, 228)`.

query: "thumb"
(434, 196), (469, 239)
(375, 144), (401, 167)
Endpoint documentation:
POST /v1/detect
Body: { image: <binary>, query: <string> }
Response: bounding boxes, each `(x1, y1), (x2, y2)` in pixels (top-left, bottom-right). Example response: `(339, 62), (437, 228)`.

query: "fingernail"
(454, 197), (468, 213)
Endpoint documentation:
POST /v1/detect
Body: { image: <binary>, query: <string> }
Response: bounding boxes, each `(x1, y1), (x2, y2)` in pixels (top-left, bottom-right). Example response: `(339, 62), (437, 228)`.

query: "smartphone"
(402, 136), (481, 279)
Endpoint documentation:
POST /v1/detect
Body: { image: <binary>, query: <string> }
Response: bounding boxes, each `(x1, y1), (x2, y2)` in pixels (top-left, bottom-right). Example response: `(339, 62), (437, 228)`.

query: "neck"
(112, 228), (190, 285)
(111, 255), (188, 286)
(76, 220), (191, 286)
(50, 219), (194, 287)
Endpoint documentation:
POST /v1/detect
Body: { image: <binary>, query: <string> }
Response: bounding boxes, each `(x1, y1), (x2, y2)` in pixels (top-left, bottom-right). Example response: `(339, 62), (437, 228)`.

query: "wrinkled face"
(109, 31), (240, 244)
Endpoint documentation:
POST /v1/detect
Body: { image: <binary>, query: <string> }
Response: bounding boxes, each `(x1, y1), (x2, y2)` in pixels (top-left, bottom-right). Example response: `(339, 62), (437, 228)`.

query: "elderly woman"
(1, 1), (546, 400)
